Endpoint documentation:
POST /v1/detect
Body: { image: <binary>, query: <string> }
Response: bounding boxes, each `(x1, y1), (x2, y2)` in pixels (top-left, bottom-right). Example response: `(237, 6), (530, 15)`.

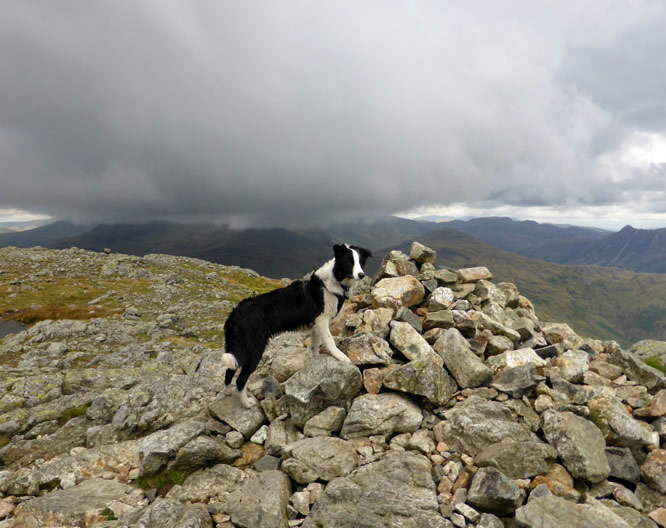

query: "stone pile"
(1, 244), (666, 527)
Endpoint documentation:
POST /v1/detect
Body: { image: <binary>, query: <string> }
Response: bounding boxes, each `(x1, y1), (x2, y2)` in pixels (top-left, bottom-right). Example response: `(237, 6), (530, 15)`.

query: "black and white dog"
(222, 244), (372, 407)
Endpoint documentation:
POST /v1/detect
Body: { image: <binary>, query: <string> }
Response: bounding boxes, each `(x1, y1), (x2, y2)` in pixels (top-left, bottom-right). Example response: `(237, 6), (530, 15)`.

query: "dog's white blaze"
(351, 247), (364, 279)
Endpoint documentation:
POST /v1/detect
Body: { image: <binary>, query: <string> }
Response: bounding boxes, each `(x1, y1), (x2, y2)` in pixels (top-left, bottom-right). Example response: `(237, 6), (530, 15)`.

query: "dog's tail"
(221, 352), (239, 385)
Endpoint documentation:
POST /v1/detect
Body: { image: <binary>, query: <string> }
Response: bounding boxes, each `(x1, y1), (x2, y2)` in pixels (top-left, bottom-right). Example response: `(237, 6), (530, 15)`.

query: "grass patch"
(7, 304), (114, 325)
(645, 356), (666, 375)
(133, 468), (189, 497)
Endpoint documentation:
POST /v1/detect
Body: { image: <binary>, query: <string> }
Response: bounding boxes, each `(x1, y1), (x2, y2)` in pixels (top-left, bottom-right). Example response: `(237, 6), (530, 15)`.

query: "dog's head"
(332, 244), (372, 283)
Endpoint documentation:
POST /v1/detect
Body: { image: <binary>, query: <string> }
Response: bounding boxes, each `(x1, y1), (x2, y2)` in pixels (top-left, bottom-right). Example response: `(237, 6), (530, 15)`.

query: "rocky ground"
(1, 244), (666, 527)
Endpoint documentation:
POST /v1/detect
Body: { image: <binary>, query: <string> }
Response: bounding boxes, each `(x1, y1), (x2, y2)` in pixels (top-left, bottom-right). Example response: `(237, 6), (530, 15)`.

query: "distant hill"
(0, 221), (90, 248)
(438, 217), (666, 274)
(441, 217), (609, 254)
(32, 216), (441, 278)
(521, 225), (666, 273)
(387, 228), (666, 347)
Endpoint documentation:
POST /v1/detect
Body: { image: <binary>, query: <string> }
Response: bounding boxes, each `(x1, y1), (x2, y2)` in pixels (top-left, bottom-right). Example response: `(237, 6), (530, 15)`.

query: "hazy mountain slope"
(524, 225), (666, 273)
(0, 221), (90, 247)
(443, 217), (609, 254)
(390, 228), (666, 346)
(3, 216), (439, 278)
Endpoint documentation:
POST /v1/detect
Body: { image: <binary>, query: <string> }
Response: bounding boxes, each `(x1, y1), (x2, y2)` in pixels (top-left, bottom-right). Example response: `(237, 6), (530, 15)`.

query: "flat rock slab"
(208, 395), (266, 439)
(282, 437), (359, 483)
(226, 470), (291, 528)
(434, 328), (492, 389)
(126, 498), (212, 528)
(14, 478), (140, 527)
(475, 439), (558, 479)
(515, 493), (631, 528)
(542, 410), (610, 483)
(382, 359), (458, 405)
(434, 396), (534, 456)
(303, 452), (450, 528)
(340, 393), (422, 439)
(139, 421), (207, 474)
(284, 355), (362, 427)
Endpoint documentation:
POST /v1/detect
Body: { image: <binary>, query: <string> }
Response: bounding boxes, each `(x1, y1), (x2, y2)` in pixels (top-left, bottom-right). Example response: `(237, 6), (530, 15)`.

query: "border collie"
(222, 244), (372, 407)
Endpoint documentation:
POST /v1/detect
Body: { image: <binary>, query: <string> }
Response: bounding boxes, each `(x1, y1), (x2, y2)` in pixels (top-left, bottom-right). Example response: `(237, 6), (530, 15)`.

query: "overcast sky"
(1, 1), (666, 229)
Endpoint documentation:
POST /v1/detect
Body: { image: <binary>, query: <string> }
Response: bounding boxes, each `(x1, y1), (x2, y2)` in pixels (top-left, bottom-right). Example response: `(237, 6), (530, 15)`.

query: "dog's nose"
(358, 272), (365, 279)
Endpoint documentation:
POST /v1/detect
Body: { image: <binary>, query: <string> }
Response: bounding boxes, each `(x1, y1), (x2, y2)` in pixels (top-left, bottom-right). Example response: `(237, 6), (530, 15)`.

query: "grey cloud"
(1, 1), (665, 226)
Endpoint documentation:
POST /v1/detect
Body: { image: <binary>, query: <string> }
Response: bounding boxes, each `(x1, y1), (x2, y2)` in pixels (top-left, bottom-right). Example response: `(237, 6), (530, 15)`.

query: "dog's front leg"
(315, 316), (351, 363)
(309, 325), (322, 354)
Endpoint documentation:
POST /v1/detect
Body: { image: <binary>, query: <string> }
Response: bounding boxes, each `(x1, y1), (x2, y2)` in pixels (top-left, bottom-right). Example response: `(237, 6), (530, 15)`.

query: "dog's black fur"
(222, 244), (371, 407)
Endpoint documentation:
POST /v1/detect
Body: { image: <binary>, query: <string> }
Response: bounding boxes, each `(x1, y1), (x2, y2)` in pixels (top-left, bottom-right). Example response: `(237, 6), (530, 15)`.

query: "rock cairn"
(1, 244), (666, 527)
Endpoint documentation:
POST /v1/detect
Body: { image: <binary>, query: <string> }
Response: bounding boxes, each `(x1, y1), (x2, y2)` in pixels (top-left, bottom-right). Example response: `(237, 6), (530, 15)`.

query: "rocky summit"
(1, 244), (666, 527)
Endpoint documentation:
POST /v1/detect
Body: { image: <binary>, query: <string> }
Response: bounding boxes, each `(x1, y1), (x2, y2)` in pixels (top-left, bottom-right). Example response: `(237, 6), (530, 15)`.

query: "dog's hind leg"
(309, 326), (322, 355)
(221, 352), (239, 393)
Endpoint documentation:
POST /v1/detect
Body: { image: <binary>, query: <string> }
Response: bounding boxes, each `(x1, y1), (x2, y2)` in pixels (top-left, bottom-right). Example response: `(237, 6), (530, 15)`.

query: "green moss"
(58, 403), (91, 425)
(645, 356), (666, 375)
(133, 468), (189, 497)
(100, 507), (118, 521)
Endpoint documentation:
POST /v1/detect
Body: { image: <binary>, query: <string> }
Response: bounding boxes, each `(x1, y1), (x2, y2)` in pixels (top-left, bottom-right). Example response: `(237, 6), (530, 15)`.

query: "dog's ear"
(351, 246), (372, 260)
(333, 244), (347, 258)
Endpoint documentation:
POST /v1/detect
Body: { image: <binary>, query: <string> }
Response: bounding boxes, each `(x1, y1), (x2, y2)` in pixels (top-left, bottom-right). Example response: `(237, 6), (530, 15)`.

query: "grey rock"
(127, 498), (212, 528)
(434, 396), (535, 456)
(342, 332), (393, 366)
(410, 241), (436, 265)
(354, 307), (394, 338)
(606, 447), (641, 484)
(226, 470), (291, 528)
(382, 359), (458, 405)
(390, 320), (443, 366)
(554, 349), (590, 383)
(341, 393), (422, 439)
(14, 479), (141, 527)
(433, 329), (492, 388)
(588, 394), (659, 448)
(423, 310), (455, 332)
(600, 499), (658, 528)
(303, 451), (449, 528)
(541, 410), (610, 483)
(490, 363), (544, 398)
(542, 322), (579, 349)
(303, 406), (346, 437)
(641, 449), (666, 494)
(265, 419), (303, 456)
(428, 287), (455, 311)
(515, 494), (631, 528)
(166, 463), (245, 503)
(458, 267), (492, 283)
(209, 394), (267, 439)
(609, 347), (666, 391)
(372, 276), (425, 310)
(467, 467), (525, 515)
(139, 421), (207, 474)
(282, 437), (359, 483)
(284, 354), (362, 426)
(396, 307), (423, 333)
(475, 439), (558, 479)
(169, 434), (241, 470)
(629, 339), (666, 361)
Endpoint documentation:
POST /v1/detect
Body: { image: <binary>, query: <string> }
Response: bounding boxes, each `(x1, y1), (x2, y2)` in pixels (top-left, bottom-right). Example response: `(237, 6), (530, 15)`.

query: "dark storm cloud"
(1, 1), (665, 226)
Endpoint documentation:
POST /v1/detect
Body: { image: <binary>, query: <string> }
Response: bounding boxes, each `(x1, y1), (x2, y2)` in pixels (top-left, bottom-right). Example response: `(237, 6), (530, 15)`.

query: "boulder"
(458, 267), (492, 283)
(390, 320), (444, 366)
(226, 470), (291, 528)
(340, 393), (422, 439)
(541, 410), (610, 483)
(382, 359), (458, 405)
(126, 499), (212, 528)
(282, 437), (359, 483)
(303, 406), (346, 437)
(609, 347), (666, 391)
(434, 396), (535, 456)
(515, 493), (631, 528)
(467, 467), (525, 515)
(588, 394), (659, 448)
(474, 439), (558, 479)
(342, 333), (393, 366)
(284, 355), (362, 426)
(303, 452), (449, 528)
(14, 479), (142, 527)
(208, 395), (266, 439)
(433, 328), (492, 388)
(491, 363), (544, 398)
(372, 276), (425, 311)
(641, 449), (666, 494)
(139, 421), (207, 474)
